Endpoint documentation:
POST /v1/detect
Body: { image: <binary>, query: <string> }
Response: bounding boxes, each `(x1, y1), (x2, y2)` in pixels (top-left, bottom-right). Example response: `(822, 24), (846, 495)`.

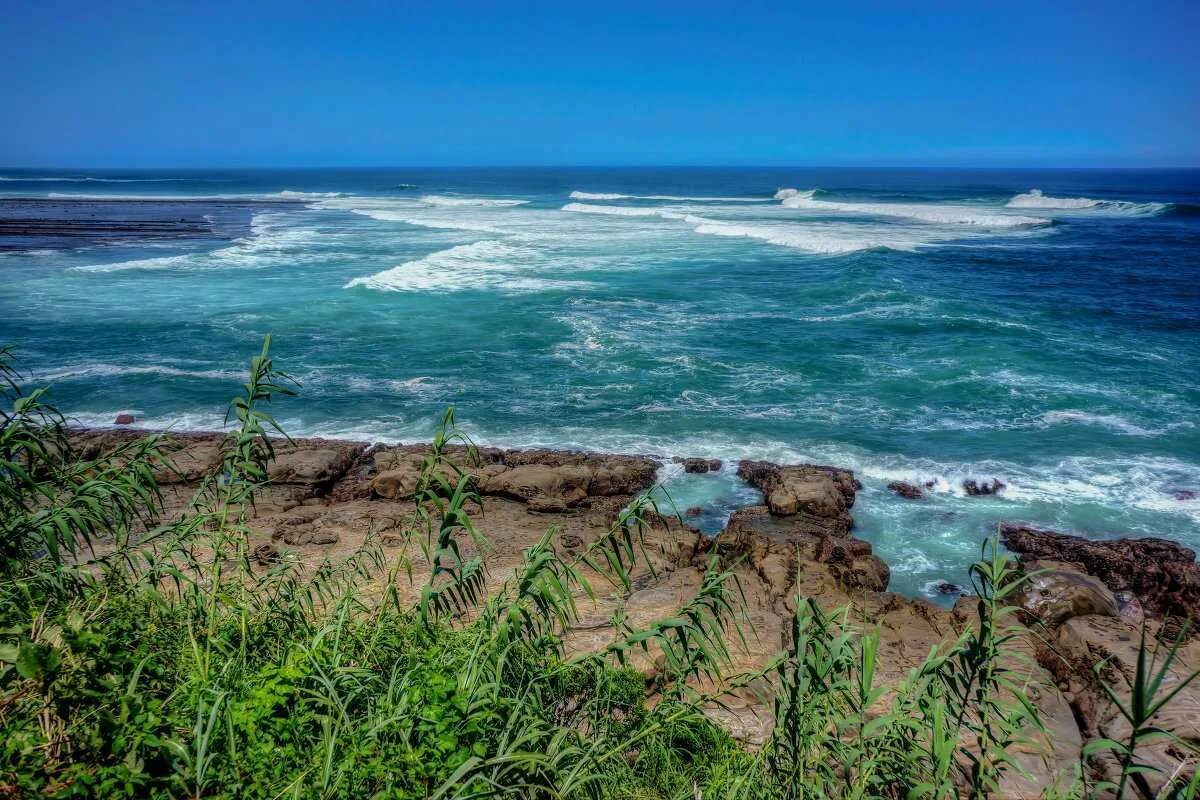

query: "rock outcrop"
(1001, 523), (1200, 619)
(736, 460), (857, 535)
(72, 427), (1200, 796)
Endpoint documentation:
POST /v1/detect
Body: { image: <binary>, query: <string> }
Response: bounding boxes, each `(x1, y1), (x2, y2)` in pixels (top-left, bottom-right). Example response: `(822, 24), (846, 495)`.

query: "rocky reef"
(70, 428), (1200, 797)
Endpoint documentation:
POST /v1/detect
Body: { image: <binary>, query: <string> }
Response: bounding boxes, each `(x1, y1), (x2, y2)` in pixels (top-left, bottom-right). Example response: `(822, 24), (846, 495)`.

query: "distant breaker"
(773, 187), (1049, 227)
(1006, 188), (1169, 216)
(418, 195), (530, 207)
(568, 190), (768, 202)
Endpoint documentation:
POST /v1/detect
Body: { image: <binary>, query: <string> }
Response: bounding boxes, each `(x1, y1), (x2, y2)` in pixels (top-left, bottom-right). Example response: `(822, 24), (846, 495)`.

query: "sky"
(2, 0), (1198, 168)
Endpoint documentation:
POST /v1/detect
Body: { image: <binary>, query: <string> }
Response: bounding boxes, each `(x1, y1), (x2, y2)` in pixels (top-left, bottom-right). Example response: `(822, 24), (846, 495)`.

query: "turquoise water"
(2, 167), (1198, 600)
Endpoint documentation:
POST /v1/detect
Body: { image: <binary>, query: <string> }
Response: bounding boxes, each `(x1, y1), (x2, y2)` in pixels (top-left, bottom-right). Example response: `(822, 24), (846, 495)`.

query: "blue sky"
(2, 0), (1197, 167)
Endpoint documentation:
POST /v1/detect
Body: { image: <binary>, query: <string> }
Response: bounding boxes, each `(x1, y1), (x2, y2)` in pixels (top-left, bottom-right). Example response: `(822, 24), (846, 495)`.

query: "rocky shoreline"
(74, 428), (1200, 797)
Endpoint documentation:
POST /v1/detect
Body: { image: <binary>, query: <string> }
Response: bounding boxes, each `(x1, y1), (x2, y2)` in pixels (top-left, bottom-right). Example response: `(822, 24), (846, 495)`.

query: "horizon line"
(3, 163), (1200, 172)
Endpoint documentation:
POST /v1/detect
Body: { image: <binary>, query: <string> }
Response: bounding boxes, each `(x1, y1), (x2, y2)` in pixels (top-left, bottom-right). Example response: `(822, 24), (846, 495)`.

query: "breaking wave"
(562, 202), (914, 253)
(775, 188), (1048, 227)
(344, 239), (592, 294)
(1006, 189), (1169, 216)
(569, 190), (767, 202)
(418, 195), (530, 207)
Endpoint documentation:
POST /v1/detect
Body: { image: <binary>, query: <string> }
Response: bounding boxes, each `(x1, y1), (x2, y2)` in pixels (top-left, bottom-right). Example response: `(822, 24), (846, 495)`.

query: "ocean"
(1, 166), (1197, 600)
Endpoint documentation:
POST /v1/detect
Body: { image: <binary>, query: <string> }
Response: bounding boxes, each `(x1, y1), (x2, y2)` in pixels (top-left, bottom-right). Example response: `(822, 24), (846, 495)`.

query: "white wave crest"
(568, 190), (766, 202)
(277, 190), (344, 199)
(1038, 410), (1189, 437)
(1006, 189), (1168, 216)
(29, 363), (243, 382)
(322, 197), (508, 233)
(419, 195), (530, 207)
(344, 239), (592, 294)
(775, 188), (1048, 227)
(561, 202), (687, 220)
(773, 188), (817, 200)
(562, 203), (911, 253)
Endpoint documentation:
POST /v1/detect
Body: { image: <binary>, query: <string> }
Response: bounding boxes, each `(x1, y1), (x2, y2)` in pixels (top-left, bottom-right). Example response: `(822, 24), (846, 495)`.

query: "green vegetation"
(0, 338), (1194, 798)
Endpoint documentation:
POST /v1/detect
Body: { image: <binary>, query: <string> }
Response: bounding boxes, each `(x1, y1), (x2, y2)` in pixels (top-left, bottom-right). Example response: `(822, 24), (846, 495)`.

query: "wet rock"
(681, 457), (722, 474)
(886, 481), (924, 500)
(963, 478), (1005, 496)
(1016, 560), (1119, 626)
(685, 506), (704, 517)
(114, 413), (135, 425)
(1002, 523), (1200, 619)
(933, 581), (964, 596)
(1176, 489), (1198, 501)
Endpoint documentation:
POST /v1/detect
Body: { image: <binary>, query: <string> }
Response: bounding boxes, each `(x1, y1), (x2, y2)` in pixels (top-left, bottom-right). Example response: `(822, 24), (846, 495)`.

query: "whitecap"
(569, 190), (767, 202)
(1006, 189), (1168, 216)
(775, 188), (1048, 227)
(344, 239), (593, 294)
(1037, 410), (1188, 436)
(29, 363), (242, 382)
(419, 195), (530, 207)
(562, 203), (914, 253)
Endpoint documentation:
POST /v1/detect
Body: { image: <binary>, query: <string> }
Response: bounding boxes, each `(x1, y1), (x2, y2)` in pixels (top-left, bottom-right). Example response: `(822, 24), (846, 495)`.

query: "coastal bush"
(0, 338), (1195, 798)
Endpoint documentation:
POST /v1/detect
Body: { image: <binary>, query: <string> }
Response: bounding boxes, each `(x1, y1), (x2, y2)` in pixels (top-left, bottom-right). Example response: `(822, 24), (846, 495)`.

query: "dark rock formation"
(114, 413), (135, 425)
(681, 457), (722, 474)
(1001, 523), (1200, 619)
(963, 478), (1005, 496)
(887, 481), (924, 500)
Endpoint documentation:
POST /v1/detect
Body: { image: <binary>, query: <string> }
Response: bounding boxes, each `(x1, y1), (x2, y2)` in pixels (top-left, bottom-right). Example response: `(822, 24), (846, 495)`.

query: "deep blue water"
(1, 166), (1198, 600)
